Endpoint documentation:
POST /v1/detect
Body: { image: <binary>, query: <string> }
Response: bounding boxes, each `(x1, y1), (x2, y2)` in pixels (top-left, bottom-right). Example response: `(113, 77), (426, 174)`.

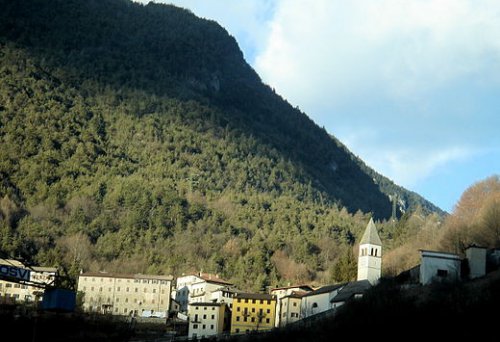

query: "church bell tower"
(357, 218), (382, 284)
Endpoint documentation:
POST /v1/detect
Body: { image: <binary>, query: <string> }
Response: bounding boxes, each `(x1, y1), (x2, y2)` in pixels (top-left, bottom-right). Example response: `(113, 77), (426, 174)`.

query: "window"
(236, 316), (240, 322)
(374, 249), (378, 256)
(203, 314), (206, 319)
(237, 307), (240, 312)
(193, 324), (198, 329)
(252, 308), (255, 313)
(210, 325), (214, 330)
(437, 269), (448, 277)
(293, 302), (297, 307)
(243, 317), (247, 322)
(5, 284), (12, 288)
(251, 317), (255, 322)
(266, 318), (270, 323)
(202, 325), (206, 329)
(266, 309), (270, 313)
(312, 303), (318, 308)
(125, 298), (128, 303)
(235, 329), (240, 333)
(211, 315), (215, 319)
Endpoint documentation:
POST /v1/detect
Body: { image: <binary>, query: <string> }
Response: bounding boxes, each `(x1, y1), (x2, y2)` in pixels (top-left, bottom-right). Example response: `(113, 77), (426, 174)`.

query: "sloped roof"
(271, 284), (314, 292)
(198, 273), (233, 285)
(330, 280), (371, 303)
(234, 292), (276, 300)
(80, 272), (173, 281)
(360, 218), (382, 246)
(302, 283), (345, 297)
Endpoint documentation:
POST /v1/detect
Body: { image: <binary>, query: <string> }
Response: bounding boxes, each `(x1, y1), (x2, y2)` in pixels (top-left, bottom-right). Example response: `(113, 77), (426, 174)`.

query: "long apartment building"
(78, 272), (173, 317)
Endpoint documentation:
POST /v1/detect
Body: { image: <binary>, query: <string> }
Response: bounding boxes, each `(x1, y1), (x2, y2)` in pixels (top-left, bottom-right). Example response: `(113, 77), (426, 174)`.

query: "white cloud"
(255, 0), (500, 189)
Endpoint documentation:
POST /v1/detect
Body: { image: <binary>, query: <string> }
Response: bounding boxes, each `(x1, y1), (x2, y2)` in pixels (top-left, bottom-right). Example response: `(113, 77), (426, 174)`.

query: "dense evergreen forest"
(0, 0), (443, 290)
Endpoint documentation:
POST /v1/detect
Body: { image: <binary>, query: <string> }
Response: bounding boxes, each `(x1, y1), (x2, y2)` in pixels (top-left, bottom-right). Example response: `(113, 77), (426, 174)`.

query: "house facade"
(419, 250), (461, 285)
(188, 302), (227, 339)
(277, 292), (304, 327)
(300, 284), (344, 319)
(465, 245), (487, 279)
(174, 273), (232, 312)
(230, 293), (276, 334)
(0, 259), (57, 304)
(270, 285), (313, 327)
(78, 272), (173, 317)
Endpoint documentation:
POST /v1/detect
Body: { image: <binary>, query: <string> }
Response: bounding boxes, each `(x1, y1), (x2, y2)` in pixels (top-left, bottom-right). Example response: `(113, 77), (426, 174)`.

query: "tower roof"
(360, 218), (382, 246)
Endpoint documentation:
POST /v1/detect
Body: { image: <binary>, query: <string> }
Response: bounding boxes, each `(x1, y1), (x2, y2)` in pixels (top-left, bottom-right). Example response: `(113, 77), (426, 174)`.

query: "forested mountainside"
(0, 0), (442, 290)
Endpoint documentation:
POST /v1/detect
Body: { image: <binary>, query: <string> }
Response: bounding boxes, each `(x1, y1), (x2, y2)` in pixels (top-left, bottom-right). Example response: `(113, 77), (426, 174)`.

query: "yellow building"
(230, 293), (276, 334)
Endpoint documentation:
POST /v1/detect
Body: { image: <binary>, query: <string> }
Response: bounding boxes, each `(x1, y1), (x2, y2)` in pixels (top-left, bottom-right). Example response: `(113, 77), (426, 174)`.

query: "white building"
(0, 259), (57, 304)
(270, 284), (313, 327)
(210, 285), (239, 310)
(188, 302), (227, 339)
(78, 272), (173, 316)
(174, 273), (233, 312)
(300, 284), (344, 319)
(277, 291), (305, 327)
(419, 250), (461, 285)
(465, 245), (487, 279)
(357, 218), (382, 285)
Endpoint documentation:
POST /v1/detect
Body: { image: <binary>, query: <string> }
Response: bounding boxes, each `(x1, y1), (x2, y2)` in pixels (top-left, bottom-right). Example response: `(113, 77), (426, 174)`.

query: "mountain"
(0, 0), (442, 289)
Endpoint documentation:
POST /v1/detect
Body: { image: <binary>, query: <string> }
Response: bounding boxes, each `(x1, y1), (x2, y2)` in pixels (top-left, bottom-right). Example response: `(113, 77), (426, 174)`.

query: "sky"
(135, 0), (500, 213)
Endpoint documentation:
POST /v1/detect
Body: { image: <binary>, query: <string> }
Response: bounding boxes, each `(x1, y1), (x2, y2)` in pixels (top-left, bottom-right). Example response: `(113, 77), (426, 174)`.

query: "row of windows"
(83, 286), (165, 294)
(84, 278), (169, 285)
(0, 283), (29, 289)
(236, 298), (272, 305)
(235, 316), (271, 324)
(193, 314), (216, 321)
(360, 248), (379, 257)
(236, 307), (271, 314)
(88, 297), (165, 305)
(193, 306), (217, 311)
(192, 324), (215, 330)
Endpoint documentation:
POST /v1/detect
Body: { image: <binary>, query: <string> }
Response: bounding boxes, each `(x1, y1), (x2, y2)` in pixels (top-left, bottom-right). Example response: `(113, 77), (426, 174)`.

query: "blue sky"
(136, 0), (500, 213)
